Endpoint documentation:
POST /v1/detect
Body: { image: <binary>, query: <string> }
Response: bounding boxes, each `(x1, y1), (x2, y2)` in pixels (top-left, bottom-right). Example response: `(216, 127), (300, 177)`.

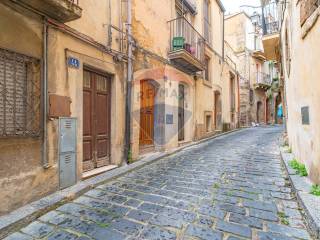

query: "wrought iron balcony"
(254, 72), (272, 89)
(262, 1), (279, 35)
(261, 1), (280, 61)
(168, 17), (205, 74)
(15, 0), (82, 22)
(264, 21), (279, 35)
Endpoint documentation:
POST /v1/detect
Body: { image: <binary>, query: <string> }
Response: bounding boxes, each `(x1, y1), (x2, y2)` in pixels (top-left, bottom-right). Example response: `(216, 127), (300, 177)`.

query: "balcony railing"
(264, 21), (279, 35)
(256, 72), (272, 86)
(168, 17), (205, 73)
(262, 1), (279, 35)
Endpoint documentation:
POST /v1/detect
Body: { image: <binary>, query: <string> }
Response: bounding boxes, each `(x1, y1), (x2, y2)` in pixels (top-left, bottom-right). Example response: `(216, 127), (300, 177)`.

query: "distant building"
(225, 10), (280, 127)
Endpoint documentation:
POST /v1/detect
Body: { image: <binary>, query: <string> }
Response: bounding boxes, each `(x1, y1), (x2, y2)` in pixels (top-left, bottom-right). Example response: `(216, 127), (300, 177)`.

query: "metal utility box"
(49, 94), (72, 118)
(59, 118), (77, 189)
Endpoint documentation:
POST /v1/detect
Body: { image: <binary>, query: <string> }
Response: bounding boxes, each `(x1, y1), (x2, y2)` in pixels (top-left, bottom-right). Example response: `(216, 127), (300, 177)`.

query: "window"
(0, 48), (41, 137)
(204, 57), (211, 81)
(204, 0), (211, 43)
(175, 0), (184, 17)
(230, 74), (236, 112)
(300, 0), (319, 26)
(285, 28), (291, 76)
(205, 114), (212, 132)
(249, 89), (254, 104)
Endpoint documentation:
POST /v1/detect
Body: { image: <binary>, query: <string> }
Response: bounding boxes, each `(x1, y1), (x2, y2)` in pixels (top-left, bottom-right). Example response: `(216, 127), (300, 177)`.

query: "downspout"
(124, 0), (133, 164)
(42, 19), (49, 168)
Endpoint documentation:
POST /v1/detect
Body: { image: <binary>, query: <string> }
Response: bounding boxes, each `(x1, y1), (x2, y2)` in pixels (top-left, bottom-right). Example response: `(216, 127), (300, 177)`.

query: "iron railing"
(256, 72), (272, 85)
(168, 17), (205, 65)
(262, 1), (279, 35)
(264, 21), (279, 35)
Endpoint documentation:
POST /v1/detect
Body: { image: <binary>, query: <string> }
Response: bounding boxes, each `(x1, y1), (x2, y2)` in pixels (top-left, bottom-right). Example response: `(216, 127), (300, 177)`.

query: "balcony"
(252, 49), (266, 61)
(14, 0), (82, 22)
(261, 1), (280, 61)
(168, 17), (205, 74)
(254, 72), (272, 90)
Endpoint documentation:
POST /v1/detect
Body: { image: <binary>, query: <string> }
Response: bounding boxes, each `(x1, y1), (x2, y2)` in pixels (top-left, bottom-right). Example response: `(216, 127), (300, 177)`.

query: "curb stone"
(279, 147), (320, 239)
(0, 128), (245, 239)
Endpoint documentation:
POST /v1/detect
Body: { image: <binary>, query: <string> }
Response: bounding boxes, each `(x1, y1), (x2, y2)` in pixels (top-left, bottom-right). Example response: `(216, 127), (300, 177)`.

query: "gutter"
(216, 0), (226, 12)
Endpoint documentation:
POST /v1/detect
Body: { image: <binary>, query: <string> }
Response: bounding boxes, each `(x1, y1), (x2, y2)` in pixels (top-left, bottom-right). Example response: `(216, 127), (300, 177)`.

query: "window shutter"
(300, 0), (319, 25)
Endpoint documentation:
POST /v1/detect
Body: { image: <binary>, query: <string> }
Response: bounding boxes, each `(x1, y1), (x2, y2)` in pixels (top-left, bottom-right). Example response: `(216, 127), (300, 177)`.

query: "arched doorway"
(257, 101), (263, 123)
(139, 80), (156, 148)
(214, 91), (222, 130)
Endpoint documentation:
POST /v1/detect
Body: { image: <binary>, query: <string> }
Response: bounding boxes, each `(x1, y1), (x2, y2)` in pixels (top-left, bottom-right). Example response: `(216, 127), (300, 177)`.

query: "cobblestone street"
(5, 127), (313, 240)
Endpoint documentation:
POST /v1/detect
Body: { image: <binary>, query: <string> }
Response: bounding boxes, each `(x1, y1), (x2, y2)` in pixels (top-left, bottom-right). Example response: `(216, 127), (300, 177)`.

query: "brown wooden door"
(83, 70), (111, 172)
(139, 80), (155, 146)
(178, 84), (185, 141)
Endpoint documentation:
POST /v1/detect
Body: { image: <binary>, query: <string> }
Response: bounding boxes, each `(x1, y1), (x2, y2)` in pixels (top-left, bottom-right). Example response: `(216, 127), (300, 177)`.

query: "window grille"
(0, 48), (41, 137)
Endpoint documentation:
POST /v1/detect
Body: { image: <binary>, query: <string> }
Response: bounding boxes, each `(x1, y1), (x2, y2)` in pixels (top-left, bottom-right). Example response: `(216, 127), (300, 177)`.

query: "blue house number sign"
(68, 57), (80, 69)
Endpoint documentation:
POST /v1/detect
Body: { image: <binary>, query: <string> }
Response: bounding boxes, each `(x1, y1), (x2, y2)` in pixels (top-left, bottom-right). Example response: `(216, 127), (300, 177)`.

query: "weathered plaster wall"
(0, 1), (126, 214)
(67, 0), (122, 46)
(0, 4), (58, 215)
(47, 29), (126, 178)
(281, 2), (320, 184)
(194, 0), (225, 139)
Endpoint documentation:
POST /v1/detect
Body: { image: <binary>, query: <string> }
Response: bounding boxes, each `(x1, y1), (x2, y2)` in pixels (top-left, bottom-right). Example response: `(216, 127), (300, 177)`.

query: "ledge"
(280, 147), (320, 239)
(0, 128), (244, 239)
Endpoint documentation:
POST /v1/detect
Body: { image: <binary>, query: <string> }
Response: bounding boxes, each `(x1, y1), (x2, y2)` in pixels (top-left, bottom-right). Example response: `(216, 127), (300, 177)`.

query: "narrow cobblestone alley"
(5, 127), (313, 240)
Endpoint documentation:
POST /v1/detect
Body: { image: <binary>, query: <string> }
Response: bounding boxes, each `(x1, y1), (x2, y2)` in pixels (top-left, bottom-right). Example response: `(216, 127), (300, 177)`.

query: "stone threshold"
(0, 128), (244, 239)
(82, 165), (118, 179)
(280, 147), (320, 239)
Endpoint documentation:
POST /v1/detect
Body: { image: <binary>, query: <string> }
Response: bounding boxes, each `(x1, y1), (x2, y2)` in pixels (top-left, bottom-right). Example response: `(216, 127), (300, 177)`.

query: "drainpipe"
(42, 19), (49, 169)
(124, 0), (133, 164)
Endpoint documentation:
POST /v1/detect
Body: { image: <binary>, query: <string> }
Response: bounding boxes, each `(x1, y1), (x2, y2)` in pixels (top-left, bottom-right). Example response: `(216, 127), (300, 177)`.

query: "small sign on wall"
(166, 114), (174, 124)
(301, 106), (310, 125)
(67, 57), (80, 69)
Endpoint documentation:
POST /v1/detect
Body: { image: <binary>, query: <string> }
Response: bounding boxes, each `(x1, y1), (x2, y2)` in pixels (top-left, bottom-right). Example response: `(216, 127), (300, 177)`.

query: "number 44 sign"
(67, 57), (80, 69)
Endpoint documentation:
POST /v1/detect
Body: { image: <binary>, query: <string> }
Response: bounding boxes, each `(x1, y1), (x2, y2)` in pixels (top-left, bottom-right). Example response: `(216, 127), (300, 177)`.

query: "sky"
(221, 0), (261, 15)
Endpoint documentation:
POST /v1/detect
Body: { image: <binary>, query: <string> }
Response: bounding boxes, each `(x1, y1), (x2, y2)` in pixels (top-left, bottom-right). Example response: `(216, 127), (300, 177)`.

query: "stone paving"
(4, 127), (313, 240)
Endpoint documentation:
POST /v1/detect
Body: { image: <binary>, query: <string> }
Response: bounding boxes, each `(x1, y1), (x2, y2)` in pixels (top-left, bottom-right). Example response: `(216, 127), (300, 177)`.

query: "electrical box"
(59, 118), (77, 189)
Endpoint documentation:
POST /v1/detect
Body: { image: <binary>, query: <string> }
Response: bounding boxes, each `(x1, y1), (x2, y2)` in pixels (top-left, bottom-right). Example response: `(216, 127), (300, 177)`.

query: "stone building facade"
(0, 0), (240, 214)
(279, 0), (320, 184)
(130, 0), (240, 159)
(0, 0), (127, 214)
(225, 11), (279, 127)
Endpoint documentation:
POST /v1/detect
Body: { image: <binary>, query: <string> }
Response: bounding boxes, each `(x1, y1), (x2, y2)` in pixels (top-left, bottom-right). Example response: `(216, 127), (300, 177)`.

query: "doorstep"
(82, 165), (118, 179)
(0, 127), (244, 239)
(280, 147), (320, 239)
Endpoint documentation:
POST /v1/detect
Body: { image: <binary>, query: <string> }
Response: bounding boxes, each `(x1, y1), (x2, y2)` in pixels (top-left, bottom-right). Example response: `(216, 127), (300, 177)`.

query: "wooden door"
(214, 92), (222, 130)
(139, 80), (155, 146)
(83, 70), (111, 172)
(178, 84), (185, 141)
